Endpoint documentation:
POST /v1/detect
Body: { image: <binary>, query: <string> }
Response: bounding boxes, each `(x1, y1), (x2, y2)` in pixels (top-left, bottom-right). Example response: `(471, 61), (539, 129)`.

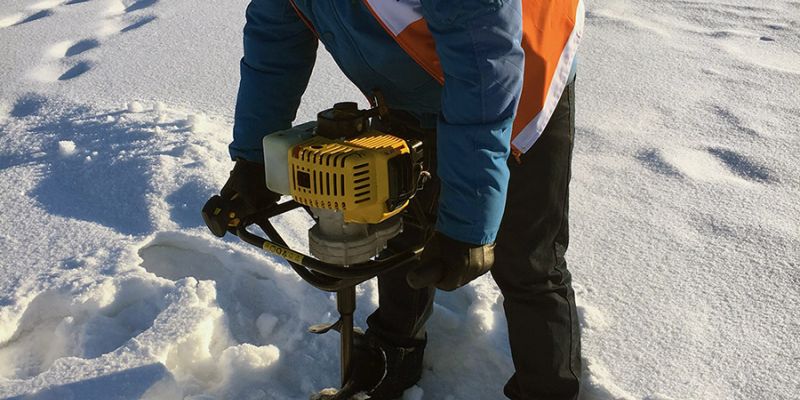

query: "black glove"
(201, 159), (281, 237)
(406, 232), (495, 291)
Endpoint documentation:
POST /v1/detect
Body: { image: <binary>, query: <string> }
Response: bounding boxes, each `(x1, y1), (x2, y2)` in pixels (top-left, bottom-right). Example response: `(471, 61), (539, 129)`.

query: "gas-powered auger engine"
(202, 96), (433, 400)
(262, 101), (425, 265)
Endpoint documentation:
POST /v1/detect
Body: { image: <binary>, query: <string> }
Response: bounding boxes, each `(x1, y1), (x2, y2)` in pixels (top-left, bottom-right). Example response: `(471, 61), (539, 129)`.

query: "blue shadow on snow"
(5, 363), (173, 400)
(165, 180), (212, 229)
(5, 94), (161, 235)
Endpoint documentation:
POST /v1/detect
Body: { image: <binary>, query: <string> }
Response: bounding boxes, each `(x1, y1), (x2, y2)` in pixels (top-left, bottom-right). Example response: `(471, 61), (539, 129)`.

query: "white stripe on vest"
(363, 0), (423, 36)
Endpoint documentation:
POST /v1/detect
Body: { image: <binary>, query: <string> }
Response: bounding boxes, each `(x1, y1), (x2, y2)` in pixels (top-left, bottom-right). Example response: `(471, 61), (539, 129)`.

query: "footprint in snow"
(0, 278), (169, 380)
(0, 0), (64, 28)
(642, 146), (774, 185)
(34, 39), (97, 83)
(124, 0), (158, 13)
(709, 105), (760, 137)
(120, 15), (157, 33)
(45, 38), (101, 61)
(58, 61), (93, 81)
(21, 0), (160, 84)
(0, 9), (53, 28)
(636, 149), (682, 178)
(707, 147), (774, 183)
(17, 9), (54, 24)
(64, 38), (100, 57)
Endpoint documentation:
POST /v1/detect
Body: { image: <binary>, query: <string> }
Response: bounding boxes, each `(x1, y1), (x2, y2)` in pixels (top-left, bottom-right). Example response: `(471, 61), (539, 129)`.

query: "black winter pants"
(367, 81), (581, 400)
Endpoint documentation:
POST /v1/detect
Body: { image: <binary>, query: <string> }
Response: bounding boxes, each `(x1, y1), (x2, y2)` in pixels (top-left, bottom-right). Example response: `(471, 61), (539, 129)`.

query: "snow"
(58, 140), (77, 156)
(128, 101), (145, 113)
(0, 0), (798, 399)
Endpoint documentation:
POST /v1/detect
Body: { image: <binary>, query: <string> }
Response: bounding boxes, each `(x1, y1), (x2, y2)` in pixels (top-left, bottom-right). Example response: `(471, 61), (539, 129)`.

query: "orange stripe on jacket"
(361, 0), (584, 154)
(396, 19), (444, 84)
(512, 0), (582, 153)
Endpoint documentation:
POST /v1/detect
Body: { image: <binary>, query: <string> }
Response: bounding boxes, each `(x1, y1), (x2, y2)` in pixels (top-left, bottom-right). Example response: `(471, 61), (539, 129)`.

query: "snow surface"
(0, 0), (798, 399)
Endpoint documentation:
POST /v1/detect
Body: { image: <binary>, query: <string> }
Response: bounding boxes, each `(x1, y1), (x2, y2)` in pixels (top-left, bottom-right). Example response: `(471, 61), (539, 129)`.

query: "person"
(213, 1), (584, 399)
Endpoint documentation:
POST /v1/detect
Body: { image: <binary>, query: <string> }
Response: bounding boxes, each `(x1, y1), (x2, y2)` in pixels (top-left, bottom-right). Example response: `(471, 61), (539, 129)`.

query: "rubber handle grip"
(201, 195), (230, 237)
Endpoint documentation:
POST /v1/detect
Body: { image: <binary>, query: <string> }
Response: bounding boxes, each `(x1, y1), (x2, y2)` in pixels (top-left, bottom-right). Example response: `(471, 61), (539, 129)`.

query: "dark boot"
(347, 331), (426, 399)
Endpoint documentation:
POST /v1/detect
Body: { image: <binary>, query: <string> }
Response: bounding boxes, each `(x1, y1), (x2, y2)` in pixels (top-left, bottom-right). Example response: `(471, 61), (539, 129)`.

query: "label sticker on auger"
(262, 242), (305, 264)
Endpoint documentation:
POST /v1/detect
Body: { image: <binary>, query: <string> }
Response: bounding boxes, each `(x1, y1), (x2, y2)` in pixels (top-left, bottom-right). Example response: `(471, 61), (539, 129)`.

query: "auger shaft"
(337, 286), (356, 387)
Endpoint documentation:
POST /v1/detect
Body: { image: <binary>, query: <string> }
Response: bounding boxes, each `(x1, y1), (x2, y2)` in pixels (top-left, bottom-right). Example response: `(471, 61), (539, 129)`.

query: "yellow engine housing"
(289, 131), (411, 224)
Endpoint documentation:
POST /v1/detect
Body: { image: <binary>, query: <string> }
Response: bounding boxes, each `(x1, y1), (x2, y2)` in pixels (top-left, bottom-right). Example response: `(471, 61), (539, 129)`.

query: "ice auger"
(202, 95), (434, 399)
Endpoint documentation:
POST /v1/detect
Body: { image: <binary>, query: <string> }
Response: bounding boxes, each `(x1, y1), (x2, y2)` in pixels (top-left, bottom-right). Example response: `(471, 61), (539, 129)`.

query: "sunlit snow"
(0, 0), (797, 399)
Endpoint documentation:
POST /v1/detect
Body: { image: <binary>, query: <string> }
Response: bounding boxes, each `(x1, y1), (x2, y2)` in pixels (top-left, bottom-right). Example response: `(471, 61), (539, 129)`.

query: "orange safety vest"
(292, 0), (585, 155)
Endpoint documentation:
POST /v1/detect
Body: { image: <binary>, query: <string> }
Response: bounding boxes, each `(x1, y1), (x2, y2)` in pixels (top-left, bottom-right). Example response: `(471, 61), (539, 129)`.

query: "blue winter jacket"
(231, 0), (526, 245)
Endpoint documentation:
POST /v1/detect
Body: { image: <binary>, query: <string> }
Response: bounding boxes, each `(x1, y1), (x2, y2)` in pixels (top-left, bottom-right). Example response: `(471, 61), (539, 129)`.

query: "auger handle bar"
(234, 201), (425, 292)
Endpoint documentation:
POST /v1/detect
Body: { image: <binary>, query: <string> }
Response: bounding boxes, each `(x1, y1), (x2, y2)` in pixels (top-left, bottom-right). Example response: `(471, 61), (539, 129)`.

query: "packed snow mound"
(1, 0), (798, 399)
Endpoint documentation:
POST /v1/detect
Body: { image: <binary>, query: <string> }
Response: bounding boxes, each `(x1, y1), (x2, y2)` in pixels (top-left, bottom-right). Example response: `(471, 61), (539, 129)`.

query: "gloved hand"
(201, 159), (281, 237)
(406, 232), (495, 291)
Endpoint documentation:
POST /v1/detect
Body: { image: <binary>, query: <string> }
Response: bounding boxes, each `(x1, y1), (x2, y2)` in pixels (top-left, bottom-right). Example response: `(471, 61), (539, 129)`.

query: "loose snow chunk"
(402, 386), (424, 400)
(219, 344), (280, 372)
(187, 113), (207, 132)
(58, 140), (77, 156)
(217, 344), (281, 389)
(127, 101), (145, 113)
